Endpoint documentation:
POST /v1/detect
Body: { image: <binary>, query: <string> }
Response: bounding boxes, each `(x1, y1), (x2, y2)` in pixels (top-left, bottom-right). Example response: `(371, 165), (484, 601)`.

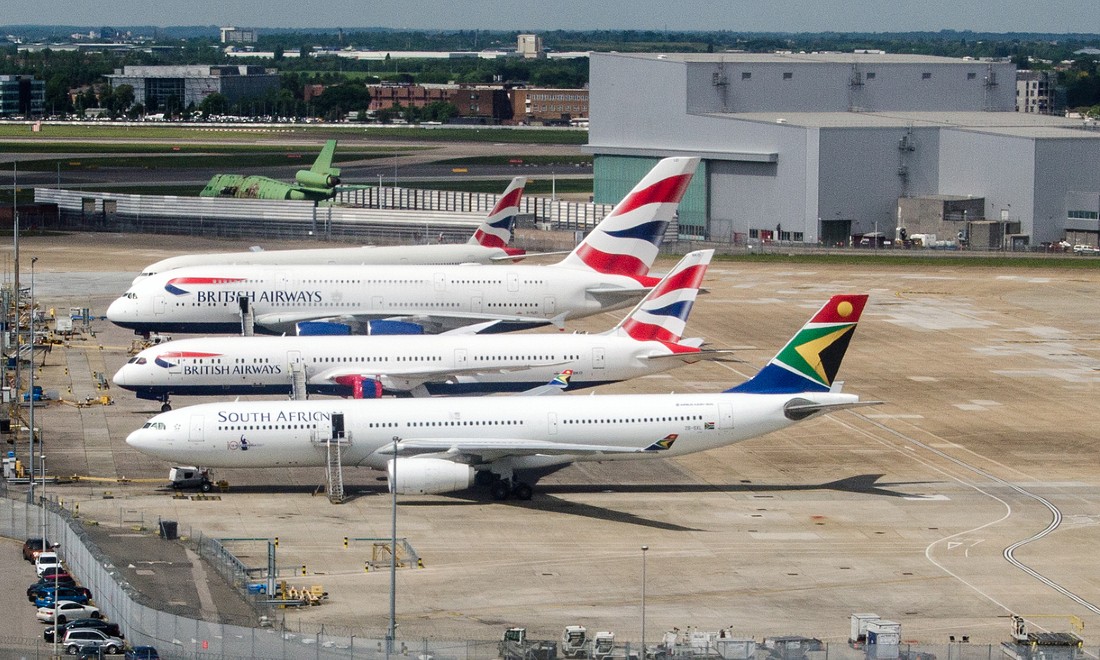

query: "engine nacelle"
(387, 458), (474, 495)
(296, 321), (351, 336)
(366, 320), (424, 335)
(295, 169), (341, 189)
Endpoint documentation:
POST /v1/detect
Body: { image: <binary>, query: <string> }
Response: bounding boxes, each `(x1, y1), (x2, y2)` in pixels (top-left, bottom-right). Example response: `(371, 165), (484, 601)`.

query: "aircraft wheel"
(161, 402), (172, 412)
(511, 482), (533, 501)
(489, 481), (511, 501)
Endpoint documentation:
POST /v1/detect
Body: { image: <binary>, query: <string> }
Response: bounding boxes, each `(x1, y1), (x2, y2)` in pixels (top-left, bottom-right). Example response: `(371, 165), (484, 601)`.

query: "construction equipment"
(499, 628), (558, 660)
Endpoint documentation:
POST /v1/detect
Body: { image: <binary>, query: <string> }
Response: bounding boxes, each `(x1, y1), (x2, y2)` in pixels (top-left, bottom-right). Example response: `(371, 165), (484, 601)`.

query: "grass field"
(0, 122), (589, 145)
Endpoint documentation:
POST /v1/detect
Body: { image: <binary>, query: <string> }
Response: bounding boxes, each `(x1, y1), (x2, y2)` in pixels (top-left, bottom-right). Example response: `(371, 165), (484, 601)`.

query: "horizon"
(3, 1), (1100, 36)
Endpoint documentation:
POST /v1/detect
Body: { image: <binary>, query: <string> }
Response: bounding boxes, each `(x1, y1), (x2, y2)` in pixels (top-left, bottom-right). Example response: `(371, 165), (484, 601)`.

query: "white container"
(850, 613), (880, 643)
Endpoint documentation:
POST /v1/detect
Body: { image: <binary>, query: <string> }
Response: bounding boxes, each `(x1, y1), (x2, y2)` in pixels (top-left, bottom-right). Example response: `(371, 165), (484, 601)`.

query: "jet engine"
(387, 458), (474, 495)
(295, 170), (341, 189)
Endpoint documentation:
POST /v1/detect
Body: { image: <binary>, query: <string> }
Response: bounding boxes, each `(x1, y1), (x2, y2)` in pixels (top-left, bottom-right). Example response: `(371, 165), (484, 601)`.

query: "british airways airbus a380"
(113, 250), (724, 409)
(106, 157), (698, 336)
(131, 177), (529, 285)
(126, 294), (876, 500)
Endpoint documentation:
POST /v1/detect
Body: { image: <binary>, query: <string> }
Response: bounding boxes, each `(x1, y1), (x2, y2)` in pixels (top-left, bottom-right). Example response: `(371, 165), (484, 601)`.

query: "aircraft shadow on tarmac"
(394, 474), (936, 532)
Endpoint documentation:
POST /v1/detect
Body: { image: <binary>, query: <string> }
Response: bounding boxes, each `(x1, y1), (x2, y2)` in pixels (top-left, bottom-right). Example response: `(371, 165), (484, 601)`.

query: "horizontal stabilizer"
(783, 398), (883, 421)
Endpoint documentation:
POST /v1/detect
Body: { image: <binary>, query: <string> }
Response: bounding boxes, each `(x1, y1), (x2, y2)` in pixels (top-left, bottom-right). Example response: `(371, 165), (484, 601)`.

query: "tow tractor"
(170, 466), (215, 493)
(500, 628), (558, 660)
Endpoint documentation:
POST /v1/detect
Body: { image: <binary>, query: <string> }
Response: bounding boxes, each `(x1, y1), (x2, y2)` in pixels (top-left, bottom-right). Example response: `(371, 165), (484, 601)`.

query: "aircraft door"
(718, 402), (733, 429)
(543, 296), (556, 314)
(454, 348), (468, 367)
(167, 356), (183, 376)
(547, 412), (558, 435)
(434, 273), (446, 292)
(287, 351), (302, 368)
(471, 296), (483, 313)
(593, 347), (606, 370)
(189, 415), (205, 443)
(371, 295), (383, 311)
(507, 273), (519, 292)
(153, 295), (166, 316)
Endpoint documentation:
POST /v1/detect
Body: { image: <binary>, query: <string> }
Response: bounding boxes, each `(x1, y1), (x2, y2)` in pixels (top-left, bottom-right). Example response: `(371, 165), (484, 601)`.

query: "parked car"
(41, 566), (73, 581)
(35, 585), (92, 608)
(29, 583), (89, 603)
(45, 618), (123, 643)
(36, 600), (101, 624)
(61, 629), (124, 655)
(35, 551), (62, 576)
(28, 575), (77, 600)
(124, 646), (159, 659)
(22, 537), (55, 562)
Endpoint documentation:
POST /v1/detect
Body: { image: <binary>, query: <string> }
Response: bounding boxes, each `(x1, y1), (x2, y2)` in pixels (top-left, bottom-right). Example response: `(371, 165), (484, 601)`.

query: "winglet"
(555, 157), (699, 284)
(727, 294), (868, 395)
(518, 369), (573, 396)
(611, 249), (713, 343)
(470, 177), (526, 252)
(644, 434), (678, 451)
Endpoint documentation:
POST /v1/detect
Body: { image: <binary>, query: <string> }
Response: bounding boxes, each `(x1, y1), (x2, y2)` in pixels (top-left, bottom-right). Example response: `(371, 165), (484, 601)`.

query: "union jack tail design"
(728, 294), (868, 395)
(613, 249), (713, 344)
(469, 177), (526, 253)
(557, 157), (699, 283)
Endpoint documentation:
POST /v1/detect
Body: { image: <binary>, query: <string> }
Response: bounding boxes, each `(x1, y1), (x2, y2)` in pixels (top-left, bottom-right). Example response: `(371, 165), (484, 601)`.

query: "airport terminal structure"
(586, 52), (1100, 248)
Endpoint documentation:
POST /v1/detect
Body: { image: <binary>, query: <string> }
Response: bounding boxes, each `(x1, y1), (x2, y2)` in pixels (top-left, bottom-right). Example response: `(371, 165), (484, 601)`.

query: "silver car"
(62, 628), (125, 655)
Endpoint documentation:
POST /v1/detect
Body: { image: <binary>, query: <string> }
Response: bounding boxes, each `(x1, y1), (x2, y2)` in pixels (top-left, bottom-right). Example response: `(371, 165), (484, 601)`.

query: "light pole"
(641, 545), (649, 657)
(27, 256), (37, 506)
(388, 436), (399, 658)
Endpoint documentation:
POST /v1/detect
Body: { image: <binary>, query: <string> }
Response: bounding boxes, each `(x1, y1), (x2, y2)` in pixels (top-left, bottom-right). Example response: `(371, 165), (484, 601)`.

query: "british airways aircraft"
(106, 157), (697, 336)
(131, 177), (529, 285)
(113, 250), (724, 410)
(126, 294), (876, 500)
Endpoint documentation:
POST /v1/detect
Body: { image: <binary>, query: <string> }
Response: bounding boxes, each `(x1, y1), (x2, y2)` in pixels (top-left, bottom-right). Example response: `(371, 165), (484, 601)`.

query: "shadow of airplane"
(395, 474), (936, 532)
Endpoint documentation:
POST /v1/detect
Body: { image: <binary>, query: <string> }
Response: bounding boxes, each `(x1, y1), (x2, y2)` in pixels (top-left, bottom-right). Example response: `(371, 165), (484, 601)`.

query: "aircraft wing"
(254, 310), (558, 335)
(376, 437), (654, 463)
(311, 360), (571, 391)
(488, 250), (571, 262)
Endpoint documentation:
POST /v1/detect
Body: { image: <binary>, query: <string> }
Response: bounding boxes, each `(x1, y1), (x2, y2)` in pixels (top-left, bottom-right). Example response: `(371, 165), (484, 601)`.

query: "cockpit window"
(127, 357), (147, 365)
(141, 422), (167, 430)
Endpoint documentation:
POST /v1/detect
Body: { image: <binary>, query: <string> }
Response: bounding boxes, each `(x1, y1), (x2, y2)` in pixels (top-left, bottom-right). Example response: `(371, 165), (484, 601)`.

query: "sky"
(7, 0), (1100, 35)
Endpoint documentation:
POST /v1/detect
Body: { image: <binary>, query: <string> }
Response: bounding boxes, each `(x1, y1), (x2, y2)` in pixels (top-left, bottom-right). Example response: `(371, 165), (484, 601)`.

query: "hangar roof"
(604, 52), (1005, 65)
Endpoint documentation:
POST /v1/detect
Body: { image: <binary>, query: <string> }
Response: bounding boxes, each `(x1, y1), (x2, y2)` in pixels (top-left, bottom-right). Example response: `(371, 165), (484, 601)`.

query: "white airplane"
(113, 250), (724, 410)
(107, 157), (698, 336)
(131, 177), (528, 285)
(126, 294), (875, 500)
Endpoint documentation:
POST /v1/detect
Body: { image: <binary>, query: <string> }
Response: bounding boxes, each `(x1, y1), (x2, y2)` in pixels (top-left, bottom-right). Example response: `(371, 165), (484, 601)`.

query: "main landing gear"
(159, 395), (172, 413)
(476, 471), (533, 501)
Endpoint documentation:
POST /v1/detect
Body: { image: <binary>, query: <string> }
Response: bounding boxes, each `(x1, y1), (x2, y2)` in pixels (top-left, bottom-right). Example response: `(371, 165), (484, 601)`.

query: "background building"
(587, 52), (1100, 247)
(512, 87), (588, 125)
(106, 65), (279, 112)
(517, 34), (544, 59)
(1015, 70), (1058, 114)
(220, 27), (257, 44)
(0, 74), (44, 117)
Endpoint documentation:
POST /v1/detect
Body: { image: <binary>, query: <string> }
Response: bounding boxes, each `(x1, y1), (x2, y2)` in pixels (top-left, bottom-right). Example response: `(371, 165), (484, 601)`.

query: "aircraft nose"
(111, 365), (130, 388)
(106, 296), (129, 323)
(125, 427), (149, 451)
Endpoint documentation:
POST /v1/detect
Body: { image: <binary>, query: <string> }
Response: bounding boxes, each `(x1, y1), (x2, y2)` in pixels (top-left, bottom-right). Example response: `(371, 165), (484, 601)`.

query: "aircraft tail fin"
(609, 249), (713, 343)
(310, 139), (340, 177)
(555, 157), (699, 283)
(727, 294), (868, 395)
(469, 177), (526, 251)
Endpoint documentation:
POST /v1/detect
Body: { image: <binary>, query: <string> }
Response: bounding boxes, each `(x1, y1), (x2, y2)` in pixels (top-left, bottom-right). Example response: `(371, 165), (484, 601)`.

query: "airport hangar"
(584, 52), (1100, 249)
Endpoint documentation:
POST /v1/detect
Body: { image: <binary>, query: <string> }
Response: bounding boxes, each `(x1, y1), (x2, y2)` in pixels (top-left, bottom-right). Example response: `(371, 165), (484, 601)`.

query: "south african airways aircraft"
(107, 157), (698, 336)
(125, 294), (876, 500)
(113, 250), (724, 410)
(131, 177), (529, 285)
